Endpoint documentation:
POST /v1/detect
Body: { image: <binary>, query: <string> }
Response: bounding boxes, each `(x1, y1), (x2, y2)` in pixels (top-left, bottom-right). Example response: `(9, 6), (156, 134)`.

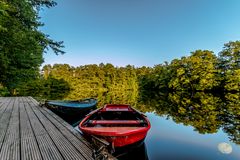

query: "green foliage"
(225, 69), (240, 91)
(18, 77), (70, 100)
(138, 63), (170, 99)
(40, 63), (140, 100)
(139, 43), (240, 93)
(0, 0), (64, 95)
(0, 84), (10, 96)
(221, 92), (240, 144)
(168, 50), (220, 91)
(41, 77), (70, 100)
(219, 41), (240, 92)
(219, 41), (240, 70)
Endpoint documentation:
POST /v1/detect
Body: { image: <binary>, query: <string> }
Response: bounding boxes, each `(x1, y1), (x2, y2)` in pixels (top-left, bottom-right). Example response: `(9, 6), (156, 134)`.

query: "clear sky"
(40, 0), (240, 67)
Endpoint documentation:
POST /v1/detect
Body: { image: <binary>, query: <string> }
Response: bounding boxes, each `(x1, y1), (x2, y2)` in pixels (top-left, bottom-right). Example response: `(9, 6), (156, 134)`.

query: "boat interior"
(83, 110), (148, 127)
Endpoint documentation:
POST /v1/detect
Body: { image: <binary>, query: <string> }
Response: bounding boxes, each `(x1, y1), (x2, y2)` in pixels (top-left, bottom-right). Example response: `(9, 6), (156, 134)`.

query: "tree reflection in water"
(221, 92), (240, 145)
(138, 91), (240, 145)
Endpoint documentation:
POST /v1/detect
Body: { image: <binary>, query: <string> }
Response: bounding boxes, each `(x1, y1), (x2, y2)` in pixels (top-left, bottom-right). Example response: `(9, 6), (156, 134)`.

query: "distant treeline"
(3, 40), (237, 99)
(141, 43), (240, 94)
(33, 63), (139, 99)
(1, 41), (240, 98)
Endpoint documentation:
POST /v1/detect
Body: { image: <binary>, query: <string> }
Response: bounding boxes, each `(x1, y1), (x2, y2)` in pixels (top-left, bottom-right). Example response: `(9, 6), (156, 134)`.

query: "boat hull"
(46, 98), (97, 115)
(48, 104), (96, 115)
(79, 104), (151, 148)
(82, 129), (148, 147)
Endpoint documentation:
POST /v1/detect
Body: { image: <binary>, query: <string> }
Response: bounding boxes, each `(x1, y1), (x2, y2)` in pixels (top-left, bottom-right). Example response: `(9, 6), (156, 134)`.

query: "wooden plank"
(0, 97), (3, 104)
(0, 98), (14, 152)
(27, 98), (89, 160)
(19, 97), (42, 160)
(23, 97), (64, 160)
(0, 97), (8, 108)
(39, 106), (93, 159)
(0, 97), (20, 160)
(0, 98), (11, 119)
(44, 107), (92, 147)
(31, 98), (92, 149)
(32, 97), (93, 146)
(29, 97), (92, 148)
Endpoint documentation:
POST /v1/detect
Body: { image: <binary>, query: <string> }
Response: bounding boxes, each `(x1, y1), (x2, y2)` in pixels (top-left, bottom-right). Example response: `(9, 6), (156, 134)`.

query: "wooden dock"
(0, 97), (96, 160)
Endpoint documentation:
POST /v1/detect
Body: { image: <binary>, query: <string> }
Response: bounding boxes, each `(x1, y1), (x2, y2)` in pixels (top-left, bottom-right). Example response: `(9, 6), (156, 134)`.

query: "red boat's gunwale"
(79, 104), (151, 147)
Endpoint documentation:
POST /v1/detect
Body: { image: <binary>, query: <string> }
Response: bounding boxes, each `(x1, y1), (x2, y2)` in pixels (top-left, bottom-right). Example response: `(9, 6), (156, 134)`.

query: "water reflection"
(139, 91), (240, 146)
(65, 90), (138, 109)
(218, 142), (232, 154)
(114, 142), (148, 160)
(221, 92), (240, 145)
(48, 90), (240, 159)
(156, 92), (221, 134)
(145, 112), (240, 160)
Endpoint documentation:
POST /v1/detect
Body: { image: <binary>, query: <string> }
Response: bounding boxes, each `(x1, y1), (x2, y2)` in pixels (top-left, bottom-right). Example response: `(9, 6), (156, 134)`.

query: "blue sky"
(40, 0), (240, 67)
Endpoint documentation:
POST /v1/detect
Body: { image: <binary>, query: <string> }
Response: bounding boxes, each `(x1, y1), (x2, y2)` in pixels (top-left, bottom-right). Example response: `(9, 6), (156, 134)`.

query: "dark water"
(47, 91), (240, 160)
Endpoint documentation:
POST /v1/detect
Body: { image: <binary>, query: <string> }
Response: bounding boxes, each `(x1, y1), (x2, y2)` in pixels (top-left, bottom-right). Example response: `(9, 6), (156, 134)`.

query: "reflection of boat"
(45, 98), (97, 115)
(114, 142), (149, 160)
(79, 104), (151, 147)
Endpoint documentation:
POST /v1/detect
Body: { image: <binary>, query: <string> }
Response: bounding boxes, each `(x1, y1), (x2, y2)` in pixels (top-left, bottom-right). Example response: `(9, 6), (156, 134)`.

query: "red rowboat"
(79, 104), (151, 147)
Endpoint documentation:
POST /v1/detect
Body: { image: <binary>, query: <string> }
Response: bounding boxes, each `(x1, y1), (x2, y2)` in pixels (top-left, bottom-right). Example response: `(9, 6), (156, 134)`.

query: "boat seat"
(88, 120), (144, 125)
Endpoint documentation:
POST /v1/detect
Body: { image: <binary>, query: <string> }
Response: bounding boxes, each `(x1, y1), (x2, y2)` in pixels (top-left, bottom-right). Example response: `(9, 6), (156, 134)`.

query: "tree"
(169, 50), (220, 91)
(0, 0), (64, 95)
(219, 41), (240, 70)
(224, 69), (240, 91)
(219, 41), (240, 91)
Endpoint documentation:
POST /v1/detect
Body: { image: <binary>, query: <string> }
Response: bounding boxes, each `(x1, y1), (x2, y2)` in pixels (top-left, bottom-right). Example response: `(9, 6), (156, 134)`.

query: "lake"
(143, 112), (240, 160)
(48, 91), (240, 159)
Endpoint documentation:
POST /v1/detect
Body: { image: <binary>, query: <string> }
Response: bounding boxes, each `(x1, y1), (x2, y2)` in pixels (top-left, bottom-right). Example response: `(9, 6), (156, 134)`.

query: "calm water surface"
(49, 91), (240, 160)
(144, 112), (240, 160)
